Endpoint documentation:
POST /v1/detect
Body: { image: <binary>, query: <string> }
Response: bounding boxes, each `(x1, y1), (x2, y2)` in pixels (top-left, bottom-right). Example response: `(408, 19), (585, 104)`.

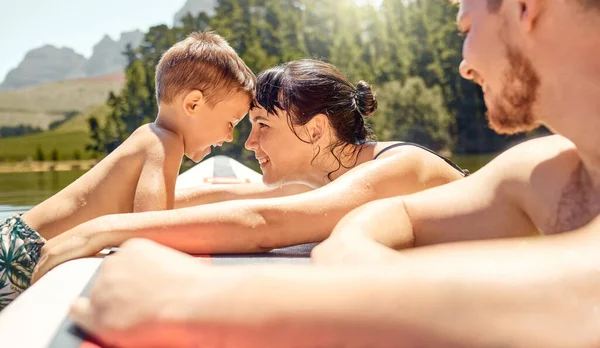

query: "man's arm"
(71, 220), (600, 347)
(313, 137), (577, 264)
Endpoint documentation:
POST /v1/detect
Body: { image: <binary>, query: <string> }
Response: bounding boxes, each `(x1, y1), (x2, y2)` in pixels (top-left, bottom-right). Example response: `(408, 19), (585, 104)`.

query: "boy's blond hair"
(155, 31), (256, 107)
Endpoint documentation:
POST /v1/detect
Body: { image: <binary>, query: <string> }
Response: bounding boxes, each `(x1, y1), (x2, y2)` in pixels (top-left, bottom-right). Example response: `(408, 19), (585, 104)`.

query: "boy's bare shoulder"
(129, 123), (184, 159)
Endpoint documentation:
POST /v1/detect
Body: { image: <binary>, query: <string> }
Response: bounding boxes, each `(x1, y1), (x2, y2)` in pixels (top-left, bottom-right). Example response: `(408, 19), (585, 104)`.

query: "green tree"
(373, 77), (453, 151)
(92, 0), (514, 168)
(377, 0), (412, 83)
(302, 0), (335, 59)
(86, 116), (103, 155)
(120, 59), (153, 135)
(34, 145), (45, 161)
(50, 148), (60, 161)
(259, 0), (307, 63)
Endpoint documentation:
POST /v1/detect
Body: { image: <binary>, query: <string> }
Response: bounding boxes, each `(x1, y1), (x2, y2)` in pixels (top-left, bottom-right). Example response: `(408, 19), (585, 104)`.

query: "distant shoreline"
(0, 160), (98, 173)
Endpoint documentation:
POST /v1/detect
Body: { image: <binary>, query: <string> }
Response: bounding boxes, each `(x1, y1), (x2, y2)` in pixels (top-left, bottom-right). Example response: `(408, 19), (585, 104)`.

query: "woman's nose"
(245, 127), (259, 151)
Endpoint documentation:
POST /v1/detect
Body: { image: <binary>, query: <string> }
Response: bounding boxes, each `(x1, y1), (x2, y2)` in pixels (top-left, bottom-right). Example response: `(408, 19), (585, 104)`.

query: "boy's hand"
(31, 231), (98, 284)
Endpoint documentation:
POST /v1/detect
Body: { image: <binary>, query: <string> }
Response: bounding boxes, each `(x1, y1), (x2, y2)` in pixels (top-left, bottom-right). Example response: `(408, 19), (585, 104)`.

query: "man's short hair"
(580, 0), (600, 10)
(454, 0), (599, 12)
(487, 0), (503, 12)
(155, 31), (256, 106)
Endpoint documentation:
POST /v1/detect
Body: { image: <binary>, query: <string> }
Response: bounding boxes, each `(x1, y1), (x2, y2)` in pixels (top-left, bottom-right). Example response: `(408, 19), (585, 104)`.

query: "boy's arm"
(174, 183), (313, 208)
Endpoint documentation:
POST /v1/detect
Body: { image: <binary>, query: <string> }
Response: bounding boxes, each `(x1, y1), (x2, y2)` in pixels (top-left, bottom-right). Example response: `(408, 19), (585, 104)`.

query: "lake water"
(0, 170), (87, 219)
(0, 154), (496, 217)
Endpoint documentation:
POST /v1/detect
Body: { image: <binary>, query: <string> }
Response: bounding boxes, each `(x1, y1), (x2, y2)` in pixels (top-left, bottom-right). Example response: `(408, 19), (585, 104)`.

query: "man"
(313, 0), (600, 261)
(69, 1), (600, 346)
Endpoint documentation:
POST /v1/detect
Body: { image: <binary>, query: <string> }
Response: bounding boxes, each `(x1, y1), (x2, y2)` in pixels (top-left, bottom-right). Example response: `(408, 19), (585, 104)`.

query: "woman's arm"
(33, 148), (462, 280)
(94, 147), (462, 251)
(174, 183), (312, 208)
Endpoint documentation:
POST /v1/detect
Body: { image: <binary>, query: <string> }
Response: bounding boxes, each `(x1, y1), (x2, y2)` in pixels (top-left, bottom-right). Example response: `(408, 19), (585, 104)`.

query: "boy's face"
(184, 91), (250, 162)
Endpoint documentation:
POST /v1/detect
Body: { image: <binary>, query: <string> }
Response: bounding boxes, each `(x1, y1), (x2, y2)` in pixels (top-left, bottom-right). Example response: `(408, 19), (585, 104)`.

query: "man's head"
(155, 31), (256, 162)
(456, 0), (600, 135)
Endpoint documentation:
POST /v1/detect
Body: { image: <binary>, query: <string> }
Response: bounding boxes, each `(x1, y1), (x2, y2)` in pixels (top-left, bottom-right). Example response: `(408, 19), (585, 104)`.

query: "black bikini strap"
(374, 142), (470, 177)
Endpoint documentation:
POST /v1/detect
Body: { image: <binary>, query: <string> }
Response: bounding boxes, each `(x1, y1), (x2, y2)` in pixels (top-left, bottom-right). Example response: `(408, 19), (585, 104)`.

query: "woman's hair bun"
(355, 80), (377, 117)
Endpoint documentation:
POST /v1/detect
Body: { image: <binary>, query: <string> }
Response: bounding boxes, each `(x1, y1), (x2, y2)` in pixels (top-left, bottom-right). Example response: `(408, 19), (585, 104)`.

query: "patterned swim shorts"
(0, 215), (46, 311)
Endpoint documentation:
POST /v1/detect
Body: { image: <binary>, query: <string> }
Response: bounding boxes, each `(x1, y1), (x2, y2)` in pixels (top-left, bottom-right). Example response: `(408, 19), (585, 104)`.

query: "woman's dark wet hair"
(253, 59), (377, 179)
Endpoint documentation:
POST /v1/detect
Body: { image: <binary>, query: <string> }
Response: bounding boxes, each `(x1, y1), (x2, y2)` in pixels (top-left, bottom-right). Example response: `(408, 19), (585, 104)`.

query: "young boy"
(0, 31), (255, 310)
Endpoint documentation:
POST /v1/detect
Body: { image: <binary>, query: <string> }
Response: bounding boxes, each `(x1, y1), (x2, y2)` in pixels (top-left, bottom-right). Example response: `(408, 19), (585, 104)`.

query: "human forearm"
(217, 229), (600, 347)
(70, 240), (434, 347)
(176, 265), (436, 347)
(335, 197), (415, 249)
(312, 197), (415, 265)
(396, 227), (600, 347)
(174, 183), (311, 208)
(174, 184), (258, 208)
(83, 201), (289, 254)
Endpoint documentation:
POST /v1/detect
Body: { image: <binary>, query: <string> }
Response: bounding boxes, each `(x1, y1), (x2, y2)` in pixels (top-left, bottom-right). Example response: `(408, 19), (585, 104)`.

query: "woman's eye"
(258, 123), (268, 129)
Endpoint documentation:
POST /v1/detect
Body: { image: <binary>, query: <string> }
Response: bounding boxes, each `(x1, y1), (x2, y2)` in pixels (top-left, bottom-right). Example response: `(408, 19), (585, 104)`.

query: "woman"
(33, 59), (468, 279)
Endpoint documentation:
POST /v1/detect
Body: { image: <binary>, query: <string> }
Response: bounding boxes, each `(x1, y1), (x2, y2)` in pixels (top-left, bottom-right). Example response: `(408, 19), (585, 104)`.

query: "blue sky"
(0, 0), (384, 84)
(0, 0), (187, 82)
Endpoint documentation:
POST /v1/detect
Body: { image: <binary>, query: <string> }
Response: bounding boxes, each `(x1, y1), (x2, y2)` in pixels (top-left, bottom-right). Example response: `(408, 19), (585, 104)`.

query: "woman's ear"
(306, 114), (329, 143)
(182, 90), (204, 116)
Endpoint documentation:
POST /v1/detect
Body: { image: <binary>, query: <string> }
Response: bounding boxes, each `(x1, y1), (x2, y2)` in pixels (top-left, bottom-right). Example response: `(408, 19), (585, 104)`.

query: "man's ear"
(306, 114), (328, 144)
(518, 0), (547, 32)
(182, 90), (204, 116)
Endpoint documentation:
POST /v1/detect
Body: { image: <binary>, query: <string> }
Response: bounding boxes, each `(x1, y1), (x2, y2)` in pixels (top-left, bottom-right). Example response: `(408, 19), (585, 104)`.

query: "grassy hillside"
(0, 104), (110, 162)
(0, 73), (123, 129)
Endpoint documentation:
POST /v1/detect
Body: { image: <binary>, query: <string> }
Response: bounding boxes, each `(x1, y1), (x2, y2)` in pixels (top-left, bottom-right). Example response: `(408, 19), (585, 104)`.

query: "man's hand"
(311, 234), (401, 265)
(311, 198), (412, 265)
(68, 238), (240, 348)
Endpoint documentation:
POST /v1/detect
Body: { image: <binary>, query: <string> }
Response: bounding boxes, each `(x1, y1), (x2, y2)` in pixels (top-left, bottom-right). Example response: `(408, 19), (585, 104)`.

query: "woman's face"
(245, 106), (316, 186)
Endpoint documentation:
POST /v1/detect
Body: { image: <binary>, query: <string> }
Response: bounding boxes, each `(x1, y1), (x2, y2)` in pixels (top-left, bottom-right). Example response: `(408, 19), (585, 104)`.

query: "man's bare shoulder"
(479, 135), (582, 231)
(478, 135), (578, 183)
